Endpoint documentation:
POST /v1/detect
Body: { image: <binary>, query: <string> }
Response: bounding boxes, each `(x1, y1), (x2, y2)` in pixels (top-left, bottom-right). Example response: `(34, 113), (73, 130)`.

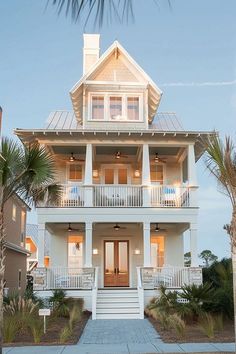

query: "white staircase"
(95, 288), (142, 319)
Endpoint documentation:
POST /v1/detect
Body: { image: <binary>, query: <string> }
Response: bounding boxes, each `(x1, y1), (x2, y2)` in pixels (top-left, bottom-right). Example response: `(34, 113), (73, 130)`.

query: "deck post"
(190, 223), (198, 267)
(85, 222), (93, 267)
(143, 222), (151, 266)
(142, 144), (151, 207)
(187, 144), (197, 186)
(38, 223), (46, 267)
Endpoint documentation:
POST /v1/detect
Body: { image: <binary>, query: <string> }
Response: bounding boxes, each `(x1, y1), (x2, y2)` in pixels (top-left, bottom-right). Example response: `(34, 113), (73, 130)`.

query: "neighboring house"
(4, 195), (30, 295)
(15, 34), (215, 319)
(26, 224), (50, 271)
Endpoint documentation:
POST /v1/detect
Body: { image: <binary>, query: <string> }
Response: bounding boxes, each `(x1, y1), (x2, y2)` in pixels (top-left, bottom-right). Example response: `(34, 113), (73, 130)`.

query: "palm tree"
(0, 137), (61, 353)
(204, 135), (236, 342)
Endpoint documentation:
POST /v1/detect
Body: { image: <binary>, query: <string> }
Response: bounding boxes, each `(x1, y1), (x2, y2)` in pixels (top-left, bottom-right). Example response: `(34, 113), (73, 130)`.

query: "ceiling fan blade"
(75, 158), (85, 162)
(158, 158), (167, 163)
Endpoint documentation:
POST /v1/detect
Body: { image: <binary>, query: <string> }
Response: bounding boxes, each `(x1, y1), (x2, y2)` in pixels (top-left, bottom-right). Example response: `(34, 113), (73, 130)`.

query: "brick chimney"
(83, 34), (100, 75)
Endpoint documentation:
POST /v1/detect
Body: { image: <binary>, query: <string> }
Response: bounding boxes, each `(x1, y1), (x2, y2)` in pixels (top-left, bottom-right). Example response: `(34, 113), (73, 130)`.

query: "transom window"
(90, 93), (142, 121)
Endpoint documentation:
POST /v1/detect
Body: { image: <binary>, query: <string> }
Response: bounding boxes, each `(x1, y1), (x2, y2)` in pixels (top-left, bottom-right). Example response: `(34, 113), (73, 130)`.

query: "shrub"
(50, 289), (70, 317)
(148, 286), (178, 315)
(59, 325), (73, 343)
(151, 308), (172, 330)
(3, 316), (19, 343)
(69, 304), (82, 330)
(169, 313), (186, 338)
(4, 297), (39, 317)
(28, 317), (44, 343)
(199, 313), (215, 338)
(214, 314), (224, 331)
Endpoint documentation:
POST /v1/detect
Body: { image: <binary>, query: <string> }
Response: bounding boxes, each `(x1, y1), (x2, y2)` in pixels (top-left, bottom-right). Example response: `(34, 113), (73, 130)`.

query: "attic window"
(110, 97), (122, 120)
(127, 97), (139, 121)
(92, 96), (104, 120)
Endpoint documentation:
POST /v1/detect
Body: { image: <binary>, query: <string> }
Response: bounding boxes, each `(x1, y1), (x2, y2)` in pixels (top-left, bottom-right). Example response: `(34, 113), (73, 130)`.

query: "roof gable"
(70, 40), (162, 123)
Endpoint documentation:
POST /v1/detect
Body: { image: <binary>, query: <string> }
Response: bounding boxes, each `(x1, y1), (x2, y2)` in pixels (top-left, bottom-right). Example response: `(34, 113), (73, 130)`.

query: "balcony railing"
(45, 267), (95, 290)
(140, 266), (202, 289)
(45, 184), (195, 208)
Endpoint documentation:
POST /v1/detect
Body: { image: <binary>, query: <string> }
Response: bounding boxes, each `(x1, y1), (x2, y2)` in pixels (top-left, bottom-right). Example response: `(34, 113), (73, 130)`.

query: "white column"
(84, 143), (93, 207)
(142, 144), (151, 207)
(84, 222), (93, 267)
(187, 144), (197, 186)
(190, 223), (198, 267)
(143, 222), (151, 267)
(38, 223), (45, 267)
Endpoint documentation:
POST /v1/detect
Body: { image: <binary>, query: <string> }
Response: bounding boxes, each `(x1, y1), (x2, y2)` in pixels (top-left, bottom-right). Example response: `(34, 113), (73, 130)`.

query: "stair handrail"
(137, 267), (144, 319)
(92, 267), (99, 320)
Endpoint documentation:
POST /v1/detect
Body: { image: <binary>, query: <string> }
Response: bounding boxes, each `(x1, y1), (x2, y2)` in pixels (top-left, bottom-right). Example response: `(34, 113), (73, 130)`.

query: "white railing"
(140, 267), (202, 289)
(151, 185), (190, 207)
(60, 184), (85, 207)
(46, 267), (95, 289)
(137, 267), (144, 319)
(93, 185), (143, 207)
(92, 267), (99, 320)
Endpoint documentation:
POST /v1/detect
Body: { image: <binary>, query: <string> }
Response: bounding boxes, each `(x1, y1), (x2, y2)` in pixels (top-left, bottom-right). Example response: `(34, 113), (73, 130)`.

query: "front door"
(104, 240), (129, 287)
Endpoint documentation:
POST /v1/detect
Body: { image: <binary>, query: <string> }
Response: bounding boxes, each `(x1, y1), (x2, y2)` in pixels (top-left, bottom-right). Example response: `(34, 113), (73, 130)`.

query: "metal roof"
(44, 110), (184, 132)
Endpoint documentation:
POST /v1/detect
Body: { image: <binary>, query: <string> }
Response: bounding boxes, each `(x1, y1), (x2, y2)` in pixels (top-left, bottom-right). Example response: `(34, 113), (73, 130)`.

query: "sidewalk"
(3, 319), (236, 353)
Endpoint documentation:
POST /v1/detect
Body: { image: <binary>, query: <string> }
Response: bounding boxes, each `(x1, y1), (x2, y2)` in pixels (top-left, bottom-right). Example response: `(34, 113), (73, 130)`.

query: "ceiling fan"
(152, 223), (166, 233)
(113, 223), (127, 231)
(60, 152), (85, 162)
(115, 151), (128, 159)
(154, 153), (166, 164)
(66, 223), (84, 232)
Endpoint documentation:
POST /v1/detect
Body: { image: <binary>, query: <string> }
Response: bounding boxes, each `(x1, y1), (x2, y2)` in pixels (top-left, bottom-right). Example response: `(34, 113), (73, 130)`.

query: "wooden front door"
(104, 240), (129, 287)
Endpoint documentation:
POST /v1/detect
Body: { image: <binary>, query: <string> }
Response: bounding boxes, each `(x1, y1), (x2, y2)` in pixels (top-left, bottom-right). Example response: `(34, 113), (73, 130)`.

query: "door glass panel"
(118, 242), (128, 274)
(68, 235), (83, 268)
(150, 165), (163, 184)
(105, 169), (114, 184)
(105, 242), (115, 274)
(151, 236), (164, 267)
(118, 169), (127, 184)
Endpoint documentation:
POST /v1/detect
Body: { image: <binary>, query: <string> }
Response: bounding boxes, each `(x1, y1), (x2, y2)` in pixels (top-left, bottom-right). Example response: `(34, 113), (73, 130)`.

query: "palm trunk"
(0, 210), (5, 354)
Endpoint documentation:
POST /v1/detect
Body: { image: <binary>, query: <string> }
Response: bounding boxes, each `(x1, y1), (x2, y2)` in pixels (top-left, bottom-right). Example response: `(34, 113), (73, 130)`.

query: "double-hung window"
(110, 96), (122, 120)
(127, 97), (139, 121)
(92, 96), (104, 120)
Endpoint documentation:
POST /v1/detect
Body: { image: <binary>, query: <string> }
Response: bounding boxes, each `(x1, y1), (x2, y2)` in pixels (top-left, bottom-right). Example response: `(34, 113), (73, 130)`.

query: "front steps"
(95, 288), (141, 319)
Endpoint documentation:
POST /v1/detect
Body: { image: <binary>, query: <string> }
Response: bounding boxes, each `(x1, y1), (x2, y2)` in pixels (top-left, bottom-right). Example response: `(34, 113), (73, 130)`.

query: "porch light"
(93, 248), (98, 255)
(69, 152), (75, 162)
(134, 170), (140, 178)
(114, 224), (120, 231)
(134, 248), (141, 255)
(155, 223), (160, 232)
(93, 170), (99, 178)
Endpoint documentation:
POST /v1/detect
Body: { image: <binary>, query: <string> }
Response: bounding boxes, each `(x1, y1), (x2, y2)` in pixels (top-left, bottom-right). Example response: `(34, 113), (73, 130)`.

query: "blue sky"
(1, 0), (235, 260)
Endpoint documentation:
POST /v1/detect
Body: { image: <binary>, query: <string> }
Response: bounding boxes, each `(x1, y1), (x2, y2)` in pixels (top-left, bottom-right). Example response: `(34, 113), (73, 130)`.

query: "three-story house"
(15, 34), (214, 319)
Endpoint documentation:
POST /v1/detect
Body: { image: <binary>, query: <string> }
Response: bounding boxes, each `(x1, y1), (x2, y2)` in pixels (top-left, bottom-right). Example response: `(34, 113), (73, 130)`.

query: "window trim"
(88, 92), (143, 122)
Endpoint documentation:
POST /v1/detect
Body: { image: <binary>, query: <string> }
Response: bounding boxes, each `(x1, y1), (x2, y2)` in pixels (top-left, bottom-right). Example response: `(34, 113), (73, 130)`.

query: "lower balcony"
(48, 184), (196, 208)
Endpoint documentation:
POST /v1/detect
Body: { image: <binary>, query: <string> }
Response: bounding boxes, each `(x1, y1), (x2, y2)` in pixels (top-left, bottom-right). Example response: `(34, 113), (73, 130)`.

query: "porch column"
(142, 144), (151, 207)
(190, 223), (198, 267)
(38, 223), (45, 267)
(84, 143), (93, 207)
(84, 222), (93, 267)
(187, 144), (197, 186)
(143, 222), (151, 266)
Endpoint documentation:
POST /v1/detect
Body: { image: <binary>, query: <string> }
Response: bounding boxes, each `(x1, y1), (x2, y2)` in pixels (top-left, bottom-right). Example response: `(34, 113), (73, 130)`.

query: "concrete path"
(3, 319), (236, 353)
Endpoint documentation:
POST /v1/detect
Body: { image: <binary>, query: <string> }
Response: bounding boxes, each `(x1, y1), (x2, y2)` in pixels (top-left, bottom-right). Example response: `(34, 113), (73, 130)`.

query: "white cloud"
(161, 79), (236, 87)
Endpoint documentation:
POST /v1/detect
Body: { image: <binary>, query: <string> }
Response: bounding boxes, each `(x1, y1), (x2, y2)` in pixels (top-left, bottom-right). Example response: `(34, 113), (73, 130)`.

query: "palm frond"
(48, 0), (134, 26)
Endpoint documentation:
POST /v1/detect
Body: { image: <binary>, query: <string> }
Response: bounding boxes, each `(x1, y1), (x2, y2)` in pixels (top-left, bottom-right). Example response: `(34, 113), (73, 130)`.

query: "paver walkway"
(3, 319), (236, 353)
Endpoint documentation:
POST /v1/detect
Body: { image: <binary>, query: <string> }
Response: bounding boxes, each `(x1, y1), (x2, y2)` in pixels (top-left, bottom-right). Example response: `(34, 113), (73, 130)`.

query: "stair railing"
(137, 267), (144, 319)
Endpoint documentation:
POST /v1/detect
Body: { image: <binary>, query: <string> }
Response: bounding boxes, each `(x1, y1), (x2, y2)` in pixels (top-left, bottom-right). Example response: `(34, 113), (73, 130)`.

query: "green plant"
(148, 286), (178, 315)
(69, 304), (82, 330)
(151, 308), (172, 330)
(59, 325), (73, 343)
(50, 289), (70, 317)
(214, 314), (224, 332)
(199, 313), (215, 339)
(29, 318), (44, 343)
(3, 316), (19, 343)
(169, 313), (186, 338)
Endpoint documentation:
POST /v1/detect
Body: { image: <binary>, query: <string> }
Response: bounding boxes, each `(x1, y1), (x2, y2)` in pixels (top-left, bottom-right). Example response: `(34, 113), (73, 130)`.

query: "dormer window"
(92, 96), (104, 120)
(89, 93), (142, 122)
(110, 97), (122, 120)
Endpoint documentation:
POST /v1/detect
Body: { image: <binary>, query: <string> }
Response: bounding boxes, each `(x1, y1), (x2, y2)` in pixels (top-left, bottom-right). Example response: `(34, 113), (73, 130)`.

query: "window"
(92, 96), (104, 120)
(18, 269), (22, 289)
(69, 164), (82, 181)
(110, 97), (122, 120)
(127, 97), (139, 120)
(12, 204), (16, 221)
(150, 165), (163, 184)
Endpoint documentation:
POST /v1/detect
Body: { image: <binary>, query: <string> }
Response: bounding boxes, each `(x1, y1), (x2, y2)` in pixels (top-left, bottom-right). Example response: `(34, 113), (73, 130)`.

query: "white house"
(15, 34), (214, 319)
